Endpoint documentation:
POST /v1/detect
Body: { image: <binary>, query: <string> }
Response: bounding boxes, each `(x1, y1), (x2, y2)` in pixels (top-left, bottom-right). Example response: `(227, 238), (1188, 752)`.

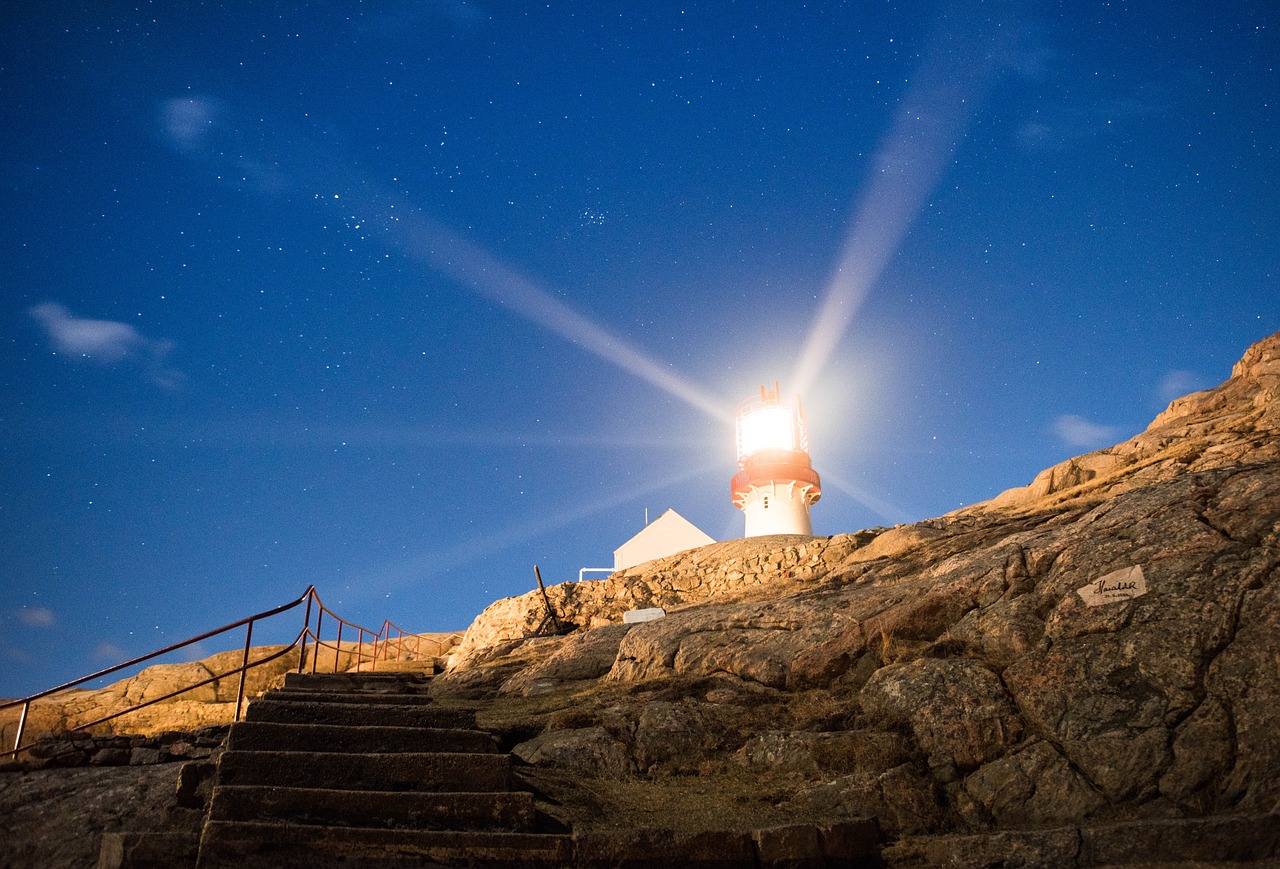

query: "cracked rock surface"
(0, 764), (192, 869)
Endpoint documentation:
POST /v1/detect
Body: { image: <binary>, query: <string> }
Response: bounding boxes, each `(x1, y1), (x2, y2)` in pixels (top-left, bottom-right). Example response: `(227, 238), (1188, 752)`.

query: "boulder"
(860, 658), (1022, 771)
(513, 726), (634, 776)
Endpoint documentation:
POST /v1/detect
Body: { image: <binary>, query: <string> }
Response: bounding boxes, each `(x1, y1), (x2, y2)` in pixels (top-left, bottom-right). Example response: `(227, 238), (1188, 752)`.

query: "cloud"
(30, 301), (183, 388)
(160, 96), (289, 195)
(92, 642), (128, 663)
(1157, 369), (1212, 405)
(1052, 414), (1119, 449)
(1016, 121), (1056, 149)
(1007, 18), (1166, 155)
(1016, 87), (1165, 153)
(4, 646), (33, 664)
(17, 606), (55, 628)
(29, 302), (144, 362)
(161, 97), (218, 152)
(180, 641), (212, 663)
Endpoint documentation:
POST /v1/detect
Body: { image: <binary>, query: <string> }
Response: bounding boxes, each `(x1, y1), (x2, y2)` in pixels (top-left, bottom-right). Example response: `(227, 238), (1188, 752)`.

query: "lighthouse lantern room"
(731, 382), (822, 537)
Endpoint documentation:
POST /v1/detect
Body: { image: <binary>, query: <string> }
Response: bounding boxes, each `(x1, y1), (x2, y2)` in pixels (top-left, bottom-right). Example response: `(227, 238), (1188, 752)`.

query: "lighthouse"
(731, 382), (822, 537)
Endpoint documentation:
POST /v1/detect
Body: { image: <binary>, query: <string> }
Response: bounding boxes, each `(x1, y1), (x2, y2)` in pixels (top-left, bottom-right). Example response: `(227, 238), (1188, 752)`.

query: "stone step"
(245, 699), (475, 729)
(196, 821), (574, 868)
(572, 820), (881, 868)
(207, 785), (536, 832)
(263, 688), (438, 706)
(103, 820), (879, 869)
(99, 830), (199, 869)
(884, 812), (1280, 867)
(358, 659), (440, 674)
(284, 671), (431, 694)
(214, 750), (513, 792)
(226, 721), (497, 754)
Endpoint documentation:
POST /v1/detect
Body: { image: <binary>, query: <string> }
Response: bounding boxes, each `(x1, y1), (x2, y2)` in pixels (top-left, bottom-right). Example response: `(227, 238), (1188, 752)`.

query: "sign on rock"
(623, 607), (667, 624)
(1077, 565), (1148, 607)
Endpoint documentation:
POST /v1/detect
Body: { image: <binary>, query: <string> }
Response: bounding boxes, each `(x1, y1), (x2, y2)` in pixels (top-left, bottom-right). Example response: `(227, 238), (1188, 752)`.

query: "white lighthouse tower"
(731, 382), (822, 537)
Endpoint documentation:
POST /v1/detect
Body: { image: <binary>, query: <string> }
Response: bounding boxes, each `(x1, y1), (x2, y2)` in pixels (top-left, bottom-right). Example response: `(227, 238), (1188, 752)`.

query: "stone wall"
(449, 530), (882, 670)
(1, 724), (227, 772)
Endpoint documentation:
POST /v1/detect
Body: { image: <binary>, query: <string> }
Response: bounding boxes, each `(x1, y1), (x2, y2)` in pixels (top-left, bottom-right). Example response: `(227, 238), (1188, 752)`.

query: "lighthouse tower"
(731, 382), (822, 537)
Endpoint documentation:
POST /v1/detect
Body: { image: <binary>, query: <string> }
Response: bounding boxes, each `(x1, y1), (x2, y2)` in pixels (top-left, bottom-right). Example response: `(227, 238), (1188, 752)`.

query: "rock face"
(0, 763), (192, 869)
(437, 330), (1280, 856)
(448, 532), (878, 670)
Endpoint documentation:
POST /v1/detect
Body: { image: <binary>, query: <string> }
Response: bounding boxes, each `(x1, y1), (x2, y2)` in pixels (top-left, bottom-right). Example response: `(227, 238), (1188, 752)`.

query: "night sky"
(2, 1), (1276, 698)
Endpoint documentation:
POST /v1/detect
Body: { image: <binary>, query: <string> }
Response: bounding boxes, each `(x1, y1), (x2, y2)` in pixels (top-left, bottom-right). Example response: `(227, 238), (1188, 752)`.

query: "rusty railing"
(1, 586), (449, 759)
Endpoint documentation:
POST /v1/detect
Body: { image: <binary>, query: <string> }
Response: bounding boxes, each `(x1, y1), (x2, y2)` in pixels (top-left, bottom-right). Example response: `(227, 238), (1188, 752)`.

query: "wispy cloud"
(1016, 86), (1165, 152)
(160, 96), (217, 153)
(16, 606), (55, 628)
(159, 97), (288, 194)
(30, 302), (143, 362)
(1157, 369), (1212, 405)
(1052, 414), (1119, 449)
(3, 646), (33, 664)
(92, 642), (128, 663)
(29, 301), (183, 388)
(179, 641), (212, 663)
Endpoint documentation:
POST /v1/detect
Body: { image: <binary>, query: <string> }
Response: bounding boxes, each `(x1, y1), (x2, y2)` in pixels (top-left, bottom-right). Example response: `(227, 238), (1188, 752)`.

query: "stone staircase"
(193, 668), (573, 868)
(100, 667), (883, 868)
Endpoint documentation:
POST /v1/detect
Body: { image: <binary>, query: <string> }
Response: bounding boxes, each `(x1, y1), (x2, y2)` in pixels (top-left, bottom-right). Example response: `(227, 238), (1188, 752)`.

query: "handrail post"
(312, 609), (323, 674)
(12, 700), (30, 757)
(334, 622), (343, 673)
(234, 618), (255, 721)
(298, 591), (314, 674)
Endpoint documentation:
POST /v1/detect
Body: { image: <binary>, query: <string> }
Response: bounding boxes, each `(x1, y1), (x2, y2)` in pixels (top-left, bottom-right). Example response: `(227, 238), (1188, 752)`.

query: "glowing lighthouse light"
(738, 404), (797, 455)
(731, 382), (822, 537)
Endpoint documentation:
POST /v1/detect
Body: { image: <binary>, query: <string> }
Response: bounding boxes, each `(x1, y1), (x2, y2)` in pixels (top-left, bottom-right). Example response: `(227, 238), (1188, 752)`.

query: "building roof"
(613, 509), (715, 571)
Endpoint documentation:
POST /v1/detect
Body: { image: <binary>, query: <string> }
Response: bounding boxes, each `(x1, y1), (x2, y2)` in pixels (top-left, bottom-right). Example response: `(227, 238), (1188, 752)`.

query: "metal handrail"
(2, 586), (438, 759)
(297, 591), (383, 674)
(1, 586), (314, 711)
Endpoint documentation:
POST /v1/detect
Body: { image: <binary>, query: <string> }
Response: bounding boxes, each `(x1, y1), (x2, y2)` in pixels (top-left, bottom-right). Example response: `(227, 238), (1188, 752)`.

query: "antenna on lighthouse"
(730, 384), (822, 537)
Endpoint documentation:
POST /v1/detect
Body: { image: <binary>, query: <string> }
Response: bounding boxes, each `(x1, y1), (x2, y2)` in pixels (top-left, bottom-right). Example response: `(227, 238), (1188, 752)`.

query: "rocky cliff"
(434, 330), (1280, 860)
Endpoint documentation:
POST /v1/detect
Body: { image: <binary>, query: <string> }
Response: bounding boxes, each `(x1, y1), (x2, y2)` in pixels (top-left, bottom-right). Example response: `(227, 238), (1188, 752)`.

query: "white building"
(613, 509), (715, 571)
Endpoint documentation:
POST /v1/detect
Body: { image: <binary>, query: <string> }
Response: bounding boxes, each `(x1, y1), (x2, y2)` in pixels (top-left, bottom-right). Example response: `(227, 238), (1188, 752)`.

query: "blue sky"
(2, 0), (1276, 698)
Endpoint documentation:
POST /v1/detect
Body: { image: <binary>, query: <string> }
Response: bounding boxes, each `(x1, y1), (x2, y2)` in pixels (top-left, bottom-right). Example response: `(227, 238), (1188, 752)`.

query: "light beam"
(161, 97), (731, 423)
(791, 4), (1013, 395)
(348, 460), (718, 600)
